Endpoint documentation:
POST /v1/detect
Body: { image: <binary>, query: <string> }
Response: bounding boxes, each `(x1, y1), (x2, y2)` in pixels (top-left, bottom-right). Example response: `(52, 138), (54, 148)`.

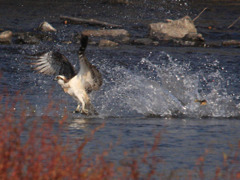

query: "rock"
(222, 40), (240, 46)
(133, 38), (153, 45)
(149, 16), (201, 41)
(82, 29), (130, 37)
(15, 32), (53, 44)
(175, 33), (205, 46)
(0, 30), (13, 44)
(81, 29), (130, 46)
(121, 36), (131, 44)
(15, 32), (40, 44)
(152, 41), (159, 46)
(205, 41), (221, 48)
(173, 39), (197, 46)
(183, 33), (204, 42)
(39, 21), (57, 32)
(88, 41), (98, 45)
(99, 39), (119, 47)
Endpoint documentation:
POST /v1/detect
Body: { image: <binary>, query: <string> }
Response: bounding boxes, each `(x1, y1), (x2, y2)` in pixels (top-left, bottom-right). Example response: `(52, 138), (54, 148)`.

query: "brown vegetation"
(0, 92), (240, 179)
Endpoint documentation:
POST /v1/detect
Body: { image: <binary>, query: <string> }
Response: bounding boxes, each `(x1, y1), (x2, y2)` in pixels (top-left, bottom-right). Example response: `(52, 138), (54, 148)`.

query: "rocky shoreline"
(0, 1), (239, 48)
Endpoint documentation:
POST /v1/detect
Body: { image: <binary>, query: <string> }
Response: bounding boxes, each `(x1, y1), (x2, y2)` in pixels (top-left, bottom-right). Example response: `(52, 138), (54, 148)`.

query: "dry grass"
(0, 92), (240, 180)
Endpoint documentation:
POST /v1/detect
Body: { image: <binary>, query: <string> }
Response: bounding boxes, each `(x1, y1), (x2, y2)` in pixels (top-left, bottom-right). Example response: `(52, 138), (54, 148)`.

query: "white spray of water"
(94, 52), (240, 118)
(24, 45), (239, 118)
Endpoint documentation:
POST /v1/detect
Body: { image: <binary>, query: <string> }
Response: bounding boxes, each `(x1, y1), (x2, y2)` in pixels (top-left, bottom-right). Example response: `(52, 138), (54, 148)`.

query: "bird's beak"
(54, 76), (58, 81)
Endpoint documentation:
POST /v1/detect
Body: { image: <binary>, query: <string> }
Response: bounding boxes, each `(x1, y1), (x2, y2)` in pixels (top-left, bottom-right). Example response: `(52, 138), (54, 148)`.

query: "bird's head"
(54, 75), (68, 85)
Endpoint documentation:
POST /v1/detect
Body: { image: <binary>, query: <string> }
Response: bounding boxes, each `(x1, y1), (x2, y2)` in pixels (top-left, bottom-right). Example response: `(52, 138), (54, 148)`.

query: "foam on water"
(95, 52), (240, 118)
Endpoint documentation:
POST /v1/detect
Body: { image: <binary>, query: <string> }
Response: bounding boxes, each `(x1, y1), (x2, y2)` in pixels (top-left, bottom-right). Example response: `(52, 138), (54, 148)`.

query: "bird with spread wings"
(29, 35), (102, 115)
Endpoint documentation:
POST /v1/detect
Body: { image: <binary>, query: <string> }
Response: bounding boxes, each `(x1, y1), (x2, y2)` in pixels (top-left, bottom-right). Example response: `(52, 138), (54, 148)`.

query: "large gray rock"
(149, 16), (203, 42)
(0, 30), (12, 44)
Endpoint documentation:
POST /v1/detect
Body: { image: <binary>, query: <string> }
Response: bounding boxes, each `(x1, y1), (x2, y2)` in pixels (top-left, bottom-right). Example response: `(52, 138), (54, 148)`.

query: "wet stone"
(121, 36), (131, 44)
(149, 16), (202, 42)
(173, 39), (198, 46)
(206, 41), (222, 48)
(14, 32), (54, 44)
(222, 40), (240, 47)
(133, 38), (153, 45)
(38, 21), (57, 32)
(174, 33), (205, 46)
(99, 39), (119, 47)
(82, 29), (130, 46)
(183, 33), (204, 42)
(82, 29), (130, 38)
(0, 30), (13, 44)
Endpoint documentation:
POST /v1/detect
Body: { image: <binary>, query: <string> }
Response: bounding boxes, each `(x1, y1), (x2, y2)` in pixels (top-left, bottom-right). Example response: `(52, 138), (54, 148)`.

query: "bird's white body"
(57, 71), (93, 114)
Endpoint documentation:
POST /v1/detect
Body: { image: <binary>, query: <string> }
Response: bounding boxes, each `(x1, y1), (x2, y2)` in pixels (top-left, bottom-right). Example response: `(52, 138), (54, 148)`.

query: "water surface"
(1, 0), (240, 178)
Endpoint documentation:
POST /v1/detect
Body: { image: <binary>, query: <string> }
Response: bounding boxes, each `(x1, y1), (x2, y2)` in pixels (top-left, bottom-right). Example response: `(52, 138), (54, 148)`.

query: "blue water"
(1, 0), (240, 178)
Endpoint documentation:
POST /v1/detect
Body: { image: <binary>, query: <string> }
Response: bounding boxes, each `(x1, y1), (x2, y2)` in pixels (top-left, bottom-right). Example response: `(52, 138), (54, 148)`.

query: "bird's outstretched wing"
(89, 64), (103, 91)
(83, 64), (103, 93)
(29, 51), (76, 79)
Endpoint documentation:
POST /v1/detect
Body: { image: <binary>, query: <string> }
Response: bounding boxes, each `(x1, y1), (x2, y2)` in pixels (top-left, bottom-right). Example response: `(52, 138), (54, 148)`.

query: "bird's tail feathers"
(79, 35), (88, 55)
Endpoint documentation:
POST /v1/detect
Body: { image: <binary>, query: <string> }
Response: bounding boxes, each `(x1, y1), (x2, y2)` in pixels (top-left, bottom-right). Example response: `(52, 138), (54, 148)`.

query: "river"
(0, 0), (240, 178)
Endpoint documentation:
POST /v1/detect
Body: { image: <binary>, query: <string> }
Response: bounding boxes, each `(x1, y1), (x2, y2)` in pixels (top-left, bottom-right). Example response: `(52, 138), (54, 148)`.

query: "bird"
(29, 35), (102, 115)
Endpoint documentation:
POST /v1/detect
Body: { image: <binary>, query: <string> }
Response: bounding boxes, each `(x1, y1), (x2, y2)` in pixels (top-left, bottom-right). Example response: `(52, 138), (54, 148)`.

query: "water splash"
(21, 45), (239, 118)
(95, 52), (240, 118)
